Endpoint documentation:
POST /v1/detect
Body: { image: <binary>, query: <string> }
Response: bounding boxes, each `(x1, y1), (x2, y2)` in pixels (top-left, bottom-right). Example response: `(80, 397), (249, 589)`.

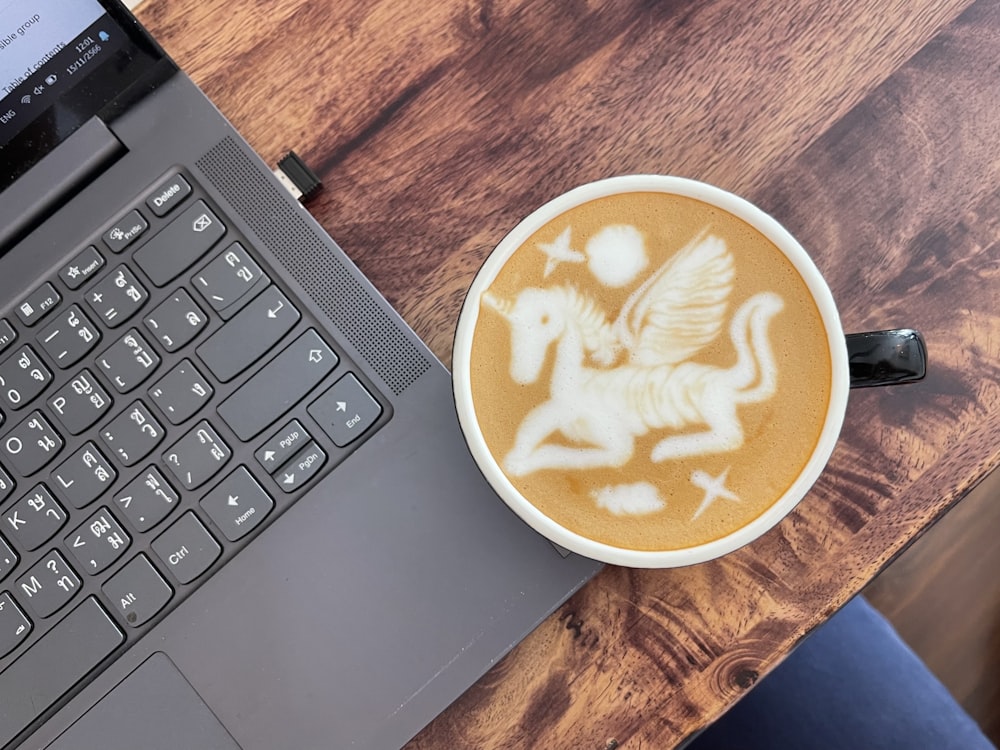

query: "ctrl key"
(102, 554), (172, 627)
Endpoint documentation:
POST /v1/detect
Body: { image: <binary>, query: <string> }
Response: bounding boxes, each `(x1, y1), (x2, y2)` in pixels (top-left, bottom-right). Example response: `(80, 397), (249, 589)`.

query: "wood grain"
(142, 0), (965, 363)
(137, 0), (999, 747)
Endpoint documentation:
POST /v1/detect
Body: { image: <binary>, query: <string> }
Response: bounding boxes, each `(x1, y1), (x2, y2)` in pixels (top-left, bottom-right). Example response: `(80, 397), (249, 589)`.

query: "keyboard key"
(0, 597), (123, 748)
(103, 209), (149, 253)
(86, 265), (149, 328)
(146, 173), (192, 217)
(143, 290), (207, 352)
(275, 442), (326, 493)
(100, 402), (164, 467)
(309, 373), (384, 448)
(37, 305), (100, 368)
(148, 360), (213, 425)
(0, 319), (16, 354)
(102, 554), (172, 627)
(59, 245), (105, 290)
(3, 411), (63, 475)
(0, 535), (18, 581)
(193, 242), (267, 315)
(255, 419), (311, 474)
(152, 512), (221, 584)
(134, 200), (226, 286)
(0, 467), (14, 505)
(217, 329), (336, 441)
(0, 345), (52, 410)
(96, 328), (160, 393)
(50, 442), (117, 509)
(162, 421), (231, 490)
(16, 550), (80, 618)
(3, 486), (66, 551)
(47, 370), (113, 435)
(15, 282), (61, 326)
(0, 592), (31, 657)
(114, 467), (178, 532)
(200, 466), (273, 541)
(65, 507), (130, 575)
(196, 285), (300, 382)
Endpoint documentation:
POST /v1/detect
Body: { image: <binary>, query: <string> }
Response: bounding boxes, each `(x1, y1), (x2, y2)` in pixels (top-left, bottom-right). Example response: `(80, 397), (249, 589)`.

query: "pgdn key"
(276, 442), (327, 493)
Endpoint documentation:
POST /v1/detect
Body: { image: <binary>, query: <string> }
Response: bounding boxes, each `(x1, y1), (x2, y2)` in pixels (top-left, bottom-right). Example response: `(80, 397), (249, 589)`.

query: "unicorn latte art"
(467, 191), (832, 551)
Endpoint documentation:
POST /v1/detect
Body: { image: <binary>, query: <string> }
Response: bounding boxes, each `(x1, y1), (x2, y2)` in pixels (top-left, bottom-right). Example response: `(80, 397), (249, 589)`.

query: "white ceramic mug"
(453, 175), (923, 567)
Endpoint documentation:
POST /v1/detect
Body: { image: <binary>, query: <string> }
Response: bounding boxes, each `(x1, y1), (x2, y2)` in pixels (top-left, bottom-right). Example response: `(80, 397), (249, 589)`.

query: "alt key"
(102, 554), (172, 627)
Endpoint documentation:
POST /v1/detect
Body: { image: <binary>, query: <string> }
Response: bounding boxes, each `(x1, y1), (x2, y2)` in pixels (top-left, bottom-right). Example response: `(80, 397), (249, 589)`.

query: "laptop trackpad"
(47, 652), (241, 750)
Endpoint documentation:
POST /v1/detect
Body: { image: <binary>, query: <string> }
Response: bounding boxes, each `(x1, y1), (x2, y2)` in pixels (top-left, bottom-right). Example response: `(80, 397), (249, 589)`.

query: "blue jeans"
(689, 596), (995, 750)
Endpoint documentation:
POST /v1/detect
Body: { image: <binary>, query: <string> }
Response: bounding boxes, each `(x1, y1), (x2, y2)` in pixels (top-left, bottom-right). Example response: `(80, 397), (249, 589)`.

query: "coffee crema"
(468, 191), (832, 551)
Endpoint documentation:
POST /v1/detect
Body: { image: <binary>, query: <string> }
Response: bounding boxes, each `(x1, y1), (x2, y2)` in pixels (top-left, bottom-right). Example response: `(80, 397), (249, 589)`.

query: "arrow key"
(275, 442), (326, 494)
(308, 373), (383, 448)
(255, 420), (311, 475)
(200, 466), (274, 541)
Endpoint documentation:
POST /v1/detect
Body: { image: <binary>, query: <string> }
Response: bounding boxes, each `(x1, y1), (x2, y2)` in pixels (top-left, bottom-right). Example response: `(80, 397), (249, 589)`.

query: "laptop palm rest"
(47, 653), (241, 750)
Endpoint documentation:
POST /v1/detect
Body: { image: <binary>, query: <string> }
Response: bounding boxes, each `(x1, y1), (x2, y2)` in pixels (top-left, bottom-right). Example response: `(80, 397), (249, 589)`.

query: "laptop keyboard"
(0, 170), (389, 745)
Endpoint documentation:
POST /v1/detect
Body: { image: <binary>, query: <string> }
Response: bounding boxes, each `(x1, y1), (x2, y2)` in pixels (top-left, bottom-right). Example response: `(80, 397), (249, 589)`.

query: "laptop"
(0, 2), (602, 747)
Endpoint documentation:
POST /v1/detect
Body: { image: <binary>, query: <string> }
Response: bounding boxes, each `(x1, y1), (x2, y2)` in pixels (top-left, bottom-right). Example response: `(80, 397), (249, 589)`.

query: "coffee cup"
(452, 175), (925, 568)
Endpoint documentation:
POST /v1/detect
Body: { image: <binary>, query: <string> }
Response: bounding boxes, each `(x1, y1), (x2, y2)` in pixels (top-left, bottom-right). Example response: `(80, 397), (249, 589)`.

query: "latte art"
(465, 188), (833, 553)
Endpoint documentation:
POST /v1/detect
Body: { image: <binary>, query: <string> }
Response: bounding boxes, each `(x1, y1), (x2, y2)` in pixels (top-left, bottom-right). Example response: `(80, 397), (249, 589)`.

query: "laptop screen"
(0, 0), (167, 189)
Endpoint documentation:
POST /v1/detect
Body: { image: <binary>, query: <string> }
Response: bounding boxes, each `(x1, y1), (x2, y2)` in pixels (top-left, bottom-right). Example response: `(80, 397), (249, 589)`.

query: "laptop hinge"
(0, 117), (125, 252)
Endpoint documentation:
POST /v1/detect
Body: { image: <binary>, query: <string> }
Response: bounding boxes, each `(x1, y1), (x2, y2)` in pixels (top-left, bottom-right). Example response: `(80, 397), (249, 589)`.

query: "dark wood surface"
(138, 0), (1000, 746)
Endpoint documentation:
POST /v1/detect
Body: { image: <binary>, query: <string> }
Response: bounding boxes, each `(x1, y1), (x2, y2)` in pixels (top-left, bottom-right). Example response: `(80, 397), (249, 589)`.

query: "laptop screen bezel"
(0, 0), (175, 191)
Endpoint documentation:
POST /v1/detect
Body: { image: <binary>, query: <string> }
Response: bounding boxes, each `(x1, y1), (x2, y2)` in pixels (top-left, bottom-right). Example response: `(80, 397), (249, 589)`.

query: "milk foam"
(487, 228), (785, 492)
(468, 190), (833, 551)
(584, 224), (647, 287)
(592, 482), (665, 516)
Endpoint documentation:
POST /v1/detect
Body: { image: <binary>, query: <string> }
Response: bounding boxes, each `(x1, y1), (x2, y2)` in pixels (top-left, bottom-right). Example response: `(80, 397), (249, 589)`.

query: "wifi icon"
(20, 95), (30, 105)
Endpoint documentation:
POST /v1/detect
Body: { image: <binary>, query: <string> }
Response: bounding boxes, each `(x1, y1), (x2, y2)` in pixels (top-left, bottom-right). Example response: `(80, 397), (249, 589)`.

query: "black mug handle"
(846, 329), (927, 388)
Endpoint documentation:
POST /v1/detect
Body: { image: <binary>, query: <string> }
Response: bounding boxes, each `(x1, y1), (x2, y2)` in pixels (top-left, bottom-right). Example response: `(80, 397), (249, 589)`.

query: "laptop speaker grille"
(196, 137), (430, 396)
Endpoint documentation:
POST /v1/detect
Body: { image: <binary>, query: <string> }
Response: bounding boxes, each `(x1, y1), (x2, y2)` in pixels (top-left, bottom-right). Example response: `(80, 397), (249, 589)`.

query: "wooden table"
(137, 0), (1000, 746)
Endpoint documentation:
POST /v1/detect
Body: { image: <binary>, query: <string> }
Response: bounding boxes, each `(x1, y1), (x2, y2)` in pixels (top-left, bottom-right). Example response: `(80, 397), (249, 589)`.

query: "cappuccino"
(464, 187), (832, 553)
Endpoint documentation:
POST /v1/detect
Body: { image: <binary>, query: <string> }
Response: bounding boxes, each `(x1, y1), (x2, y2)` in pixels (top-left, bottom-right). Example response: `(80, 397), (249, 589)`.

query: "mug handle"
(846, 329), (927, 388)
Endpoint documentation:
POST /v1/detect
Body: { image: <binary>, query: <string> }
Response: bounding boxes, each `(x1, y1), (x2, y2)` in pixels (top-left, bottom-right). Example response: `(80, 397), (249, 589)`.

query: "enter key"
(196, 285), (300, 382)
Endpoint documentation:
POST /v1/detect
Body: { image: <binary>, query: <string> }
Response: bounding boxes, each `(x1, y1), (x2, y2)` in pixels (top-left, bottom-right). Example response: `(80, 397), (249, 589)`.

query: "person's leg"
(689, 596), (995, 750)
